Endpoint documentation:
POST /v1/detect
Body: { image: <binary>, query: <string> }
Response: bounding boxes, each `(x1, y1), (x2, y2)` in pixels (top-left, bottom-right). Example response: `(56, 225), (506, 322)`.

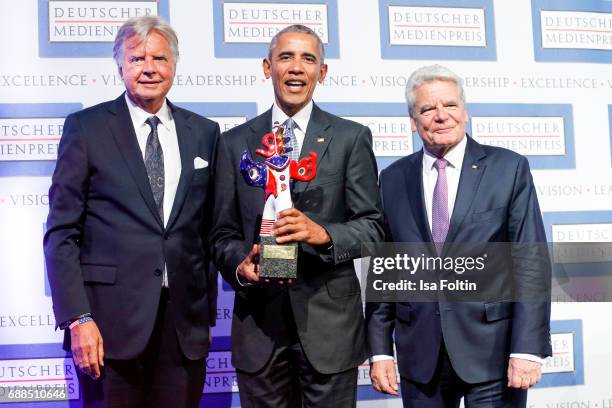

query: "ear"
(317, 63), (328, 83)
(410, 117), (417, 132)
(262, 58), (272, 79)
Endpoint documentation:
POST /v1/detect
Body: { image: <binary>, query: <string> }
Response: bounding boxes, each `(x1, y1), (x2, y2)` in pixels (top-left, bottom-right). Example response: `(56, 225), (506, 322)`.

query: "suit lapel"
(404, 151), (432, 243)
(292, 104), (332, 200)
(107, 94), (163, 228)
(244, 109), (271, 206)
(246, 109), (272, 167)
(445, 136), (487, 243)
(166, 102), (197, 230)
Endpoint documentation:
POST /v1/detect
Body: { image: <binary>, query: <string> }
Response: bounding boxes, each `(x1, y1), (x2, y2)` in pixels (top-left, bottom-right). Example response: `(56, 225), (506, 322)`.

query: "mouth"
(138, 80), (162, 86)
(284, 80), (306, 91)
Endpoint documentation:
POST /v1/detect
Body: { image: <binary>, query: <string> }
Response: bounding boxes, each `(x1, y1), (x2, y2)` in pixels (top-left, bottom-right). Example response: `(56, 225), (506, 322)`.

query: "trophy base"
(259, 235), (297, 279)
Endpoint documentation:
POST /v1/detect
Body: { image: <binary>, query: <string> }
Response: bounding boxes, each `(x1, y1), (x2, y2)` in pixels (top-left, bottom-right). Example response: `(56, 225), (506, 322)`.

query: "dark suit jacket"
(44, 94), (219, 360)
(211, 104), (384, 374)
(366, 136), (552, 384)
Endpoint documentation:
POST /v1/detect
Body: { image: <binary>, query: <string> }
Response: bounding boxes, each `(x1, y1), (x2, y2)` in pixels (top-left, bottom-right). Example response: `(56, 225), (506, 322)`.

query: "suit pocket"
(310, 172), (341, 187)
(472, 207), (505, 223)
(484, 301), (513, 322)
(81, 264), (117, 284)
(192, 168), (209, 183)
(326, 275), (361, 299)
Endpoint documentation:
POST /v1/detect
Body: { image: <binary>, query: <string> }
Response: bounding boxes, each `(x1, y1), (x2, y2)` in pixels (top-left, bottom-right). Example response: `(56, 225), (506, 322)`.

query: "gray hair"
(405, 64), (466, 117)
(113, 16), (179, 68)
(268, 24), (325, 62)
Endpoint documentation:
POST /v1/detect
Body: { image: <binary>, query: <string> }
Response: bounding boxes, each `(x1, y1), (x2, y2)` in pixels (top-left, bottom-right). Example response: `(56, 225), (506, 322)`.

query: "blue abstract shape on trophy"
(240, 150), (267, 187)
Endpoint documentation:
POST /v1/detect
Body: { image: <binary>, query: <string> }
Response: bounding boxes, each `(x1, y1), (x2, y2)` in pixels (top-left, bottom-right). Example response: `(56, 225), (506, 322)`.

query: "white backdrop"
(1, 1), (612, 407)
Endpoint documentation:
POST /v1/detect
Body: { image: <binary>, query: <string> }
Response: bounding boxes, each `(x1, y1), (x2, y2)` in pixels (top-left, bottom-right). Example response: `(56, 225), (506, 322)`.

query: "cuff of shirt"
(370, 354), (395, 364)
(510, 353), (544, 364)
(235, 266), (253, 287)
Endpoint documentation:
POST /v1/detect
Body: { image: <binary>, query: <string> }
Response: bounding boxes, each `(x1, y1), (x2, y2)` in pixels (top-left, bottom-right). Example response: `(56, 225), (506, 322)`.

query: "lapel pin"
(471, 164), (478, 169)
(317, 137), (325, 143)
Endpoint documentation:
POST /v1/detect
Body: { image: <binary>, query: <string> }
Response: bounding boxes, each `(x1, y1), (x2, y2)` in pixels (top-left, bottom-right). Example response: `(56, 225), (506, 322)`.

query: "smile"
(285, 80), (306, 89)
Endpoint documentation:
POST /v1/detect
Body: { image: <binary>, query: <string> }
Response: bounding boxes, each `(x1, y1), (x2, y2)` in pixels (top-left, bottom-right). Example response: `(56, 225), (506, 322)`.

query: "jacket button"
(163, 233), (169, 240)
(154, 269), (162, 276)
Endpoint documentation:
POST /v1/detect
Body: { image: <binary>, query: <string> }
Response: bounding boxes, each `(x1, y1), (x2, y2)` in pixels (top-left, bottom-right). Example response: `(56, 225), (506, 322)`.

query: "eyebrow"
(419, 99), (459, 111)
(276, 51), (318, 61)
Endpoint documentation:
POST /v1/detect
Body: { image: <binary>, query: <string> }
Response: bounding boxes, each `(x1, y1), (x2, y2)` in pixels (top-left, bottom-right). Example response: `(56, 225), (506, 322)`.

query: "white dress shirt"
(371, 135), (542, 365)
(125, 94), (181, 287)
(271, 100), (313, 155)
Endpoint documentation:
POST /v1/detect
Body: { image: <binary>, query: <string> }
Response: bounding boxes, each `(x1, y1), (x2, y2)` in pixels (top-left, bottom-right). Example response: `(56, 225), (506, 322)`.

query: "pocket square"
(194, 156), (208, 169)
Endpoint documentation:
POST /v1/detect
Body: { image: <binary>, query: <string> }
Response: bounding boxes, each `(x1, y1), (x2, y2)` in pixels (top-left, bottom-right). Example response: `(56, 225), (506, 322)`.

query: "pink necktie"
(432, 158), (449, 254)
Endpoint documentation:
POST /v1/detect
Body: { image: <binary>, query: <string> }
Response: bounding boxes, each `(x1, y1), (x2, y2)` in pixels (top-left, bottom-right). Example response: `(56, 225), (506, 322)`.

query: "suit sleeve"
(318, 125), (384, 265)
(508, 156), (552, 358)
(365, 172), (396, 357)
(43, 113), (91, 327)
(210, 132), (251, 295)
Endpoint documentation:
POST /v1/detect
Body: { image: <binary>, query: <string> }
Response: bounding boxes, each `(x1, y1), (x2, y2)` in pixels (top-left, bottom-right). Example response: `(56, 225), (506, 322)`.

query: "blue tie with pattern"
(144, 116), (164, 221)
(284, 118), (300, 161)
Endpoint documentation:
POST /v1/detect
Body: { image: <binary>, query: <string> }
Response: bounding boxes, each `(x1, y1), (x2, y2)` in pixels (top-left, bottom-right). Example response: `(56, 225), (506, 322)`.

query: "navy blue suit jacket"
(44, 94), (219, 360)
(366, 136), (552, 384)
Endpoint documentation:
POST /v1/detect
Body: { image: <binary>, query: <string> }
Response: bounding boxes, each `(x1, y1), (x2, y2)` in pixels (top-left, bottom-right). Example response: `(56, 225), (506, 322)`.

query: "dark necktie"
(283, 118), (299, 161)
(432, 158), (449, 254)
(144, 116), (164, 221)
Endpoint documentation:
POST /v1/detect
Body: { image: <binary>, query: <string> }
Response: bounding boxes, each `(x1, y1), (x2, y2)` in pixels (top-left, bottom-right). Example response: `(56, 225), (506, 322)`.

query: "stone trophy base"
(259, 235), (297, 279)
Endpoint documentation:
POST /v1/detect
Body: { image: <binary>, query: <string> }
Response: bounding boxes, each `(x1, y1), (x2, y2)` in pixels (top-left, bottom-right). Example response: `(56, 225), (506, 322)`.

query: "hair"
(113, 16), (179, 68)
(268, 24), (325, 62)
(405, 64), (466, 117)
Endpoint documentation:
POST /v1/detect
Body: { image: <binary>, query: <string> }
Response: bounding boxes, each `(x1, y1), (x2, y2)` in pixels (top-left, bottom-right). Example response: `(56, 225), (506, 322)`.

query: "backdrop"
(1, 1), (611, 407)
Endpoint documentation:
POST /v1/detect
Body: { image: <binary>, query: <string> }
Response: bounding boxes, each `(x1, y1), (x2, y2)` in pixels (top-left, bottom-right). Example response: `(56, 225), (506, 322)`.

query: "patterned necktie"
(283, 118), (300, 161)
(144, 116), (164, 221)
(432, 158), (449, 254)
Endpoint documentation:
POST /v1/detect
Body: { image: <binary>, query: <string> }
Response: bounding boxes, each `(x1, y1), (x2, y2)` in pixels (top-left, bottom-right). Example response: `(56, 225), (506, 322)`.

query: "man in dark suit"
(366, 65), (551, 407)
(44, 16), (218, 408)
(211, 25), (384, 407)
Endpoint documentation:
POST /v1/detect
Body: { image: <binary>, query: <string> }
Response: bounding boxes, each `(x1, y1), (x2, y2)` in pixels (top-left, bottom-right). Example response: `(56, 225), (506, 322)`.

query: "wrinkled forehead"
(415, 79), (462, 104)
(123, 31), (169, 52)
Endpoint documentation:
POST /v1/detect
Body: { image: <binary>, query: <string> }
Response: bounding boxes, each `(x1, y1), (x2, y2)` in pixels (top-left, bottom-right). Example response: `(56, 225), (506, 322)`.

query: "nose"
(142, 57), (156, 75)
(288, 58), (304, 74)
(433, 103), (449, 121)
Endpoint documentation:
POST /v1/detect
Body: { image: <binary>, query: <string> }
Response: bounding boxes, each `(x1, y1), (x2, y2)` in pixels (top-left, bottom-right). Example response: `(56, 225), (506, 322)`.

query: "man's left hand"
(507, 357), (542, 389)
(272, 208), (331, 246)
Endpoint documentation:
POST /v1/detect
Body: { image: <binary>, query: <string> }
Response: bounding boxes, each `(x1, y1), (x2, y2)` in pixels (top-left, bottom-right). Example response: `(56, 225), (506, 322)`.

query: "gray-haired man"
(44, 16), (219, 407)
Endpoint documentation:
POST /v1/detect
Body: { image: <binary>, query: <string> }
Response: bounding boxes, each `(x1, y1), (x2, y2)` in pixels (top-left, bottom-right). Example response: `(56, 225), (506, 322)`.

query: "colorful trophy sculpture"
(240, 123), (317, 279)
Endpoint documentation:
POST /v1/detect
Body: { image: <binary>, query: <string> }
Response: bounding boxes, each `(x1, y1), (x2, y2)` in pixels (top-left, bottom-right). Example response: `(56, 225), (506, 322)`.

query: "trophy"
(240, 123), (317, 279)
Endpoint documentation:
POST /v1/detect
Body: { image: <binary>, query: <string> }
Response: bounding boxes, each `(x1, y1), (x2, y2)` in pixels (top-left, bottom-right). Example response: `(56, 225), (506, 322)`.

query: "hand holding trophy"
(240, 123), (317, 280)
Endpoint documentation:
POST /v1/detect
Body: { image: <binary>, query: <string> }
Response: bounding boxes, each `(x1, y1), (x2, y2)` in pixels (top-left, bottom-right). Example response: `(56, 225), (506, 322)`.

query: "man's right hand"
(70, 321), (104, 380)
(237, 244), (260, 283)
(370, 359), (399, 396)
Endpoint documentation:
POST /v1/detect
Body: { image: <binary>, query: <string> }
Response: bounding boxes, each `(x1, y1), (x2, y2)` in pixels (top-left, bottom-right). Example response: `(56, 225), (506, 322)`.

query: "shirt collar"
(124, 93), (172, 131)
(271, 100), (313, 133)
(422, 134), (468, 171)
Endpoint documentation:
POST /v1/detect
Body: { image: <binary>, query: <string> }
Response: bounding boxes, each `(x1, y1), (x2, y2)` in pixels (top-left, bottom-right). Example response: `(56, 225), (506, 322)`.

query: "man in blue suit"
(44, 16), (218, 408)
(366, 65), (551, 407)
